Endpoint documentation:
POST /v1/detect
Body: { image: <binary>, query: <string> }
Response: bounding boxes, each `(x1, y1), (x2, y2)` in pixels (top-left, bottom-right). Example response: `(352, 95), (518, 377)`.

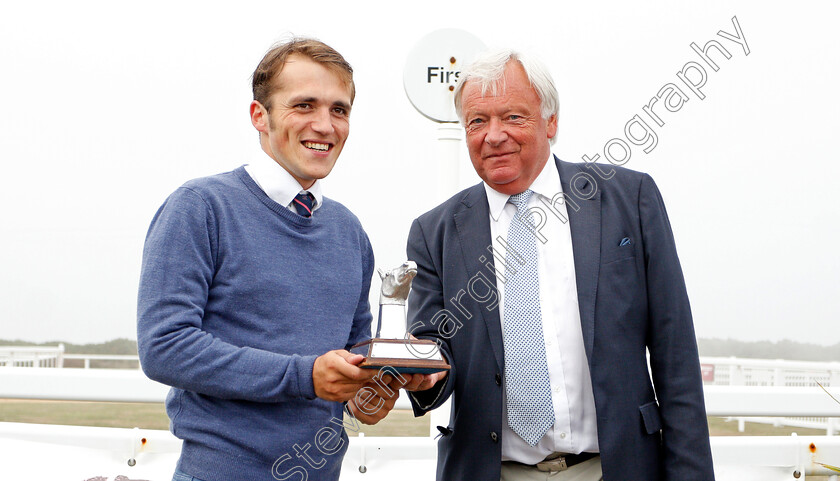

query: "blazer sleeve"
(405, 217), (456, 415)
(639, 174), (715, 480)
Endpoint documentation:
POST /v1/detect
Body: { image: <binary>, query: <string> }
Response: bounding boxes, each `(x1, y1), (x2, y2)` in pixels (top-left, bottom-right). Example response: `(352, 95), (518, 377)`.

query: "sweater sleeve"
(345, 230), (375, 350)
(137, 187), (318, 402)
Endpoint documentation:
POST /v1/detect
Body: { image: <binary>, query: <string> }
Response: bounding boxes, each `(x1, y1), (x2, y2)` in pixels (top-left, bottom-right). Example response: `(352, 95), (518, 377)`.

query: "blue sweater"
(137, 166), (374, 481)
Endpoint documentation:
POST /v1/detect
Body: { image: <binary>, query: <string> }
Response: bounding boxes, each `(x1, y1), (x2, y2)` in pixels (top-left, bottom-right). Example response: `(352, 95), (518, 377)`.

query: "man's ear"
(250, 100), (269, 133)
(546, 113), (558, 140)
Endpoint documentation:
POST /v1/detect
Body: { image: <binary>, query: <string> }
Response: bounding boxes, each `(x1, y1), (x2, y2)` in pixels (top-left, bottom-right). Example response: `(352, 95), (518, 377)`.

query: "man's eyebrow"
(288, 96), (318, 104)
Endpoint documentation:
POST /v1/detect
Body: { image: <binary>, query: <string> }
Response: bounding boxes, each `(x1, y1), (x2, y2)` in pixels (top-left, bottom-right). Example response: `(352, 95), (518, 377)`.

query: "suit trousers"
(501, 456), (602, 481)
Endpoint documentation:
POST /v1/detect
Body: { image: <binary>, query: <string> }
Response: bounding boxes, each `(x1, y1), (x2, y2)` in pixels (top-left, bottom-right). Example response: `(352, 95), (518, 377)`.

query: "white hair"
(454, 49), (559, 144)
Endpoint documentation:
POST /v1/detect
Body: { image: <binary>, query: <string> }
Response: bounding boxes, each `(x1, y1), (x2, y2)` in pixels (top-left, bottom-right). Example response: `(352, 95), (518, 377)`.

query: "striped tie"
(293, 192), (314, 217)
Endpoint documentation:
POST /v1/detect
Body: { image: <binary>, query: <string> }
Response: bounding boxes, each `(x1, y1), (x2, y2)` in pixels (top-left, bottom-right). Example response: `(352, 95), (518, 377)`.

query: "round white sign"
(403, 29), (487, 123)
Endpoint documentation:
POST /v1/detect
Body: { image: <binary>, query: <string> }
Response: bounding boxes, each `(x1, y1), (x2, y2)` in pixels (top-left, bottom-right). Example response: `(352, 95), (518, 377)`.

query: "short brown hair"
(252, 38), (355, 111)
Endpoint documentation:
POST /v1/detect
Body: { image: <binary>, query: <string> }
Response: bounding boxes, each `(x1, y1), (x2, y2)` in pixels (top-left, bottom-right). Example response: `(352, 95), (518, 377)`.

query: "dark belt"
(505, 452), (599, 472)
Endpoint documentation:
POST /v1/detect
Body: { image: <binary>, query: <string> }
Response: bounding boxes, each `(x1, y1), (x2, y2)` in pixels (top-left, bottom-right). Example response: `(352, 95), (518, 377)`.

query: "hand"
(401, 334), (449, 392)
(347, 373), (407, 425)
(312, 350), (377, 402)
(401, 370), (448, 392)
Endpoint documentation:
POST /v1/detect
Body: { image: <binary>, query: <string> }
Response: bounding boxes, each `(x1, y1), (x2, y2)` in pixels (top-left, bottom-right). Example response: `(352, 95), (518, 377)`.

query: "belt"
(505, 452), (598, 473)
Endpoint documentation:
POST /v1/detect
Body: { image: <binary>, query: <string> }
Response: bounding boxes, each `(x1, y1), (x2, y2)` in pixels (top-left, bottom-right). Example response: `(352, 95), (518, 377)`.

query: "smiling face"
(461, 60), (557, 195)
(250, 54), (352, 189)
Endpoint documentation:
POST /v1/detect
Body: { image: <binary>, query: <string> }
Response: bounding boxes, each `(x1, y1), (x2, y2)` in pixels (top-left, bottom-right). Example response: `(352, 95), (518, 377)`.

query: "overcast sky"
(1, 1), (837, 345)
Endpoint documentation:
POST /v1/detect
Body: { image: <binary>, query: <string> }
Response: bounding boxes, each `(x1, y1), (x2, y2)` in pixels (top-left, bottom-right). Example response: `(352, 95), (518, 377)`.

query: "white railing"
(700, 356), (840, 387)
(5, 366), (840, 416)
(2, 367), (840, 480)
(3, 350), (837, 433)
(0, 345), (65, 367)
(2, 420), (839, 481)
(0, 367), (168, 402)
(0, 344), (142, 369)
(700, 356), (840, 434)
(63, 354), (142, 369)
(3, 354), (840, 479)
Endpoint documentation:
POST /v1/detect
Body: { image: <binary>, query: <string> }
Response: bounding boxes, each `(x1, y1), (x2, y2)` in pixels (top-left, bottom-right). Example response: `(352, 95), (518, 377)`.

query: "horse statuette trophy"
(351, 261), (450, 374)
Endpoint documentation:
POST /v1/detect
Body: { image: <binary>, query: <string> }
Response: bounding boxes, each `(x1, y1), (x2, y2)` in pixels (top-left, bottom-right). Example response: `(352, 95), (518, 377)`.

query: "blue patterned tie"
(503, 189), (555, 446)
(292, 192), (314, 217)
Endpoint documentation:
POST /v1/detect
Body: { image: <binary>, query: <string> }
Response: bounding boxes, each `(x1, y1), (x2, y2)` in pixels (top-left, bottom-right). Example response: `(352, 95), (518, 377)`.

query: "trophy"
(351, 261), (450, 374)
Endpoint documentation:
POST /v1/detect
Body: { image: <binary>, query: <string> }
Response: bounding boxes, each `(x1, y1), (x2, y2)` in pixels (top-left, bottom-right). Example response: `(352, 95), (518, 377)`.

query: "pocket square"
(619, 237), (632, 246)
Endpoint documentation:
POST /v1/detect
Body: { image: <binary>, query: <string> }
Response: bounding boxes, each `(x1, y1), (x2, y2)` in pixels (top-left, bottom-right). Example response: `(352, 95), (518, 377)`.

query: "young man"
(138, 38), (402, 481)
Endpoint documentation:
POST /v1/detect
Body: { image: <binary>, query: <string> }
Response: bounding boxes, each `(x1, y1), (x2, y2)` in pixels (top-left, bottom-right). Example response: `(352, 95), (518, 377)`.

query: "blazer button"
(490, 432), (498, 443)
(495, 373), (502, 386)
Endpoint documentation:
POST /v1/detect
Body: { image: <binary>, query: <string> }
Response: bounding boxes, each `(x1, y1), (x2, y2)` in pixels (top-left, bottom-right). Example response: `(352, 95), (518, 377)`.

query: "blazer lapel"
(453, 185), (504, 371)
(557, 157), (601, 363)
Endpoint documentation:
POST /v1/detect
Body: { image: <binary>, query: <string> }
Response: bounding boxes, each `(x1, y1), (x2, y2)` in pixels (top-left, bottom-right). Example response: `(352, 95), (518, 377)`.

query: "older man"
(406, 50), (714, 480)
(138, 38), (408, 481)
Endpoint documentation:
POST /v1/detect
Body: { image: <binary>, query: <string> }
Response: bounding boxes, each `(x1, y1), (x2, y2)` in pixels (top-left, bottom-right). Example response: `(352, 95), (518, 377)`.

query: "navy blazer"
(406, 157), (714, 481)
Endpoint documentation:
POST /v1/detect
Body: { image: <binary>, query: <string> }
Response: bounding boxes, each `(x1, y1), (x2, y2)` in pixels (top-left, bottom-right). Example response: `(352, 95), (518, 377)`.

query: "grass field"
(0, 399), (171, 430)
(0, 399), (430, 435)
(0, 399), (831, 438)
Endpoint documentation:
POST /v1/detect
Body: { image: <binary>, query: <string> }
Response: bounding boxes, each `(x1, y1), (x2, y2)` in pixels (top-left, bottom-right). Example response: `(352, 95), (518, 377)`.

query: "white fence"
(0, 345), (65, 367)
(700, 357), (840, 388)
(3, 348), (838, 433)
(3, 351), (840, 479)
(701, 356), (840, 434)
(2, 366), (840, 480)
(0, 344), (141, 369)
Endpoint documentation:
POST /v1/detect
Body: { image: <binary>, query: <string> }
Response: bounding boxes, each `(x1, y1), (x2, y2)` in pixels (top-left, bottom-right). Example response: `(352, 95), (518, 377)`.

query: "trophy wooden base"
(350, 338), (450, 374)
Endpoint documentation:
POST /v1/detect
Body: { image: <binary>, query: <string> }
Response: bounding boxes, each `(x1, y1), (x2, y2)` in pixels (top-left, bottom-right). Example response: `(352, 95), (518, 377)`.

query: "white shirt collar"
(244, 153), (323, 212)
(483, 153), (562, 221)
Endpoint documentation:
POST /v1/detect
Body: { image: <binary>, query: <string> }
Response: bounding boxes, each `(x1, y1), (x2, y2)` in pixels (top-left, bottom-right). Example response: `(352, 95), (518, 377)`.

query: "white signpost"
(403, 29), (486, 201)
